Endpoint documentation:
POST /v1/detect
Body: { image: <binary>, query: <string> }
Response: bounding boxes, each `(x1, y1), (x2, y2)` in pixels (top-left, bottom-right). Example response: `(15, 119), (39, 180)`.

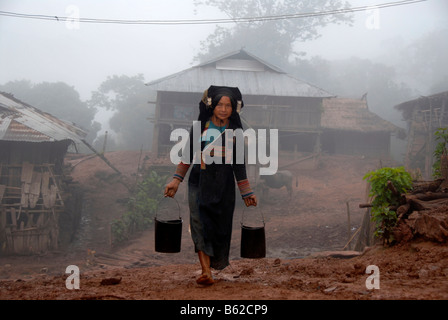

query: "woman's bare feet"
(197, 251), (214, 285)
(196, 273), (214, 285)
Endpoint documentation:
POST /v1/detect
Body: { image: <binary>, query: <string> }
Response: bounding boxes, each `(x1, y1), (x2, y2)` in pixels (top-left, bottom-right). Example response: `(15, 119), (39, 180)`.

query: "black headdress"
(198, 85), (244, 132)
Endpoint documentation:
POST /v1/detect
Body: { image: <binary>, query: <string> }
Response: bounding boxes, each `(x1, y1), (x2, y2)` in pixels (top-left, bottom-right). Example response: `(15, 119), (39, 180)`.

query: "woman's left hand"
(244, 194), (257, 207)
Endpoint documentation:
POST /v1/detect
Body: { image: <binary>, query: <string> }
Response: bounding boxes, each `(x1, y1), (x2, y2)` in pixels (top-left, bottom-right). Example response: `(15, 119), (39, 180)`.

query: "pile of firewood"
(398, 180), (448, 217)
(360, 178), (448, 243)
(394, 179), (448, 243)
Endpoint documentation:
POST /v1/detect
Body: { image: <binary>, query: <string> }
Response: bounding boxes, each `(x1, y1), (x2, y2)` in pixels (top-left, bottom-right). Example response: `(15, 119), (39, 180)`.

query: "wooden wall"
(0, 140), (75, 255)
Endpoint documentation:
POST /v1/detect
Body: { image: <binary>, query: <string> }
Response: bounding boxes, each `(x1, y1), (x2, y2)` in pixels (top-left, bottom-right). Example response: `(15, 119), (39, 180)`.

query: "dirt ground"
(0, 151), (447, 301)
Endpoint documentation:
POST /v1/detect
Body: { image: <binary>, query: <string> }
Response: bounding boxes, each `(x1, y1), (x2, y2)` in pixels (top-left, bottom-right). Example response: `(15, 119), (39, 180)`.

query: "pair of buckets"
(154, 197), (266, 259)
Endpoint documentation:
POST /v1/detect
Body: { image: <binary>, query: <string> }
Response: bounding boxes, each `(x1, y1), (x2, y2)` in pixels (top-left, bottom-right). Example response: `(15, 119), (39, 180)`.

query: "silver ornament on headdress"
(236, 101), (242, 113)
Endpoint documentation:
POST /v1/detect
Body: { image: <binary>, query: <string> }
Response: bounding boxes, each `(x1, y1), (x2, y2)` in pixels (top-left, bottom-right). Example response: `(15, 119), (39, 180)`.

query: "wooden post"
(425, 100), (433, 180)
(151, 92), (161, 157)
(102, 131), (108, 154)
(81, 139), (121, 175)
(346, 201), (351, 250)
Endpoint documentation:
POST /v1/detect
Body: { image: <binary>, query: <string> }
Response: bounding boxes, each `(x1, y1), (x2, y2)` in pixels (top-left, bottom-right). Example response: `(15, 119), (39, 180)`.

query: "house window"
(173, 105), (194, 120)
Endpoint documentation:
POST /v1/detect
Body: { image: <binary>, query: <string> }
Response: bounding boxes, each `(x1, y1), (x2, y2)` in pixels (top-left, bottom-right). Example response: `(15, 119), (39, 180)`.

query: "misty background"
(0, 0), (447, 156)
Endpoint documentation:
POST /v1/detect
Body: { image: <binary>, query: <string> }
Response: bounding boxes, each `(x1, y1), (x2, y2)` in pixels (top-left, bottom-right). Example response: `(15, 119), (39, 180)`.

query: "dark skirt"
(188, 163), (236, 270)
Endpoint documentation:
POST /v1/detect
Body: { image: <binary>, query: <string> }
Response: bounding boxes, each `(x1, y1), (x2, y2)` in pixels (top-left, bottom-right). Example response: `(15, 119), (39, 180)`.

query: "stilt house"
(145, 49), (333, 157)
(146, 49), (399, 165)
(395, 90), (448, 179)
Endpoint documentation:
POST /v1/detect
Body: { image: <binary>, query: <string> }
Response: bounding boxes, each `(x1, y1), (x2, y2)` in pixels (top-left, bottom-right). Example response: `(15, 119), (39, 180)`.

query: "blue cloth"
(202, 121), (226, 145)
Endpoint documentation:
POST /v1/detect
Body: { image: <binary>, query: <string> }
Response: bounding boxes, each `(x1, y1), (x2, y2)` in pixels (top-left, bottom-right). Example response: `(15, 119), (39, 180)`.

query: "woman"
(164, 85), (257, 285)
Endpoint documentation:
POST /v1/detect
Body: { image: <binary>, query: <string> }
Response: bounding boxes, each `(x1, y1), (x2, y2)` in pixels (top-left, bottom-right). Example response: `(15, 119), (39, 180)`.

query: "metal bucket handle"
(155, 196), (182, 221)
(241, 205), (265, 228)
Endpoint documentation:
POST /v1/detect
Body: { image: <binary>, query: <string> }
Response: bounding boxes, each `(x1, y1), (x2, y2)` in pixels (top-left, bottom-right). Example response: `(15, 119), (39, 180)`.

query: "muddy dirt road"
(1, 152), (447, 303)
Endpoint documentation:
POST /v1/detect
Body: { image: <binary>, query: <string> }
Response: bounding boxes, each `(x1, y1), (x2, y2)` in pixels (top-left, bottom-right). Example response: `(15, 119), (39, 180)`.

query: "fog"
(0, 0), (218, 100)
(0, 0), (447, 138)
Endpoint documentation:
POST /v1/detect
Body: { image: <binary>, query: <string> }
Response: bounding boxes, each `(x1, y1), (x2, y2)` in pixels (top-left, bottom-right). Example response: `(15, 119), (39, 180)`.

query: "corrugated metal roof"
(195, 49), (286, 74)
(145, 50), (333, 98)
(1, 119), (50, 142)
(0, 92), (87, 144)
(395, 90), (448, 111)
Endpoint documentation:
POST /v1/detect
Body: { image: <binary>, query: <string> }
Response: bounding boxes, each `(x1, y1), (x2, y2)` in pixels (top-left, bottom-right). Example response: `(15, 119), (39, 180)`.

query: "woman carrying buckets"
(164, 85), (257, 285)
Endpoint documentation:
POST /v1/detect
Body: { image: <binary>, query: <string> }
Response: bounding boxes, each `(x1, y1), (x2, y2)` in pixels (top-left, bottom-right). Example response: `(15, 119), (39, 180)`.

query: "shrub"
(111, 170), (167, 245)
(363, 166), (413, 245)
(432, 128), (448, 179)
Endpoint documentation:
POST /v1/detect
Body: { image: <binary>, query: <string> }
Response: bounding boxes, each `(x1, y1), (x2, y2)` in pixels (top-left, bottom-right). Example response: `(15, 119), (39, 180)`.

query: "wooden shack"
(321, 97), (400, 157)
(145, 49), (333, 157)
(394, 90), (448, 179)
(0, 92), (86, 254)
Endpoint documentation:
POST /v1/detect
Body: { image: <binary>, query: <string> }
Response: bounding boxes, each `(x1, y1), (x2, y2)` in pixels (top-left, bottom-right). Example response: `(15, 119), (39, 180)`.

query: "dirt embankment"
(0, 151), (447, 300)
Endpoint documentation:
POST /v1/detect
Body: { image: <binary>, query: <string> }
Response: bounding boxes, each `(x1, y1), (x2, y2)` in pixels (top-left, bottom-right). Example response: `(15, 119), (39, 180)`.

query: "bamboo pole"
(346, 201), (351, 249)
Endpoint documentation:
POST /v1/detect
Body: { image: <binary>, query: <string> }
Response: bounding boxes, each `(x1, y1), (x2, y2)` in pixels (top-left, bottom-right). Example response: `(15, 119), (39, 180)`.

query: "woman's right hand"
(164, 178), (181, 198)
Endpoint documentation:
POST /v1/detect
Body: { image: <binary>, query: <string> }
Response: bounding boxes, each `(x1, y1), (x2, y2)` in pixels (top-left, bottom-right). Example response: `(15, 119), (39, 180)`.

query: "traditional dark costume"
(173, 86), (254, 270)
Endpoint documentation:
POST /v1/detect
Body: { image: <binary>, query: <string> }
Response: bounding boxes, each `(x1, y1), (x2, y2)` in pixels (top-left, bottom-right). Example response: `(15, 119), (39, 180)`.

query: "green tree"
(401, 28), (448, 95)
(193, 0), (352, 67)
(88, 74), (154, 150)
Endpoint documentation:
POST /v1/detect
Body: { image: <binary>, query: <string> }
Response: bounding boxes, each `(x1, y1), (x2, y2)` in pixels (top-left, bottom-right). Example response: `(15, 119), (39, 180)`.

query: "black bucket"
(240, 207), (266, 259)
(154, 197), (182, 253)
(241, 225), (266, 258)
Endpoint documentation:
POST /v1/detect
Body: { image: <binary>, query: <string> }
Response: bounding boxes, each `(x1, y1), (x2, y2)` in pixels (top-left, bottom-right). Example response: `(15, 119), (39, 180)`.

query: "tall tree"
(397, 28), (448, 95)
(88, 74), (154, 150)
(193, 0), (352, 67)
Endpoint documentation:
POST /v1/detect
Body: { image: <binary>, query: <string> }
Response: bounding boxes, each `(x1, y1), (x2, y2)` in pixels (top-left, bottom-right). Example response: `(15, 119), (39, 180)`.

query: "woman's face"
(213, 96), (233, 123)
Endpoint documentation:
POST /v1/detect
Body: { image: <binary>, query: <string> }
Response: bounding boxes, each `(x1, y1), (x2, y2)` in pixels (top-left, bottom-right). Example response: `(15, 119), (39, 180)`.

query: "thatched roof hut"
(322, 98), (398, 132)
(320, 98), (400, 157)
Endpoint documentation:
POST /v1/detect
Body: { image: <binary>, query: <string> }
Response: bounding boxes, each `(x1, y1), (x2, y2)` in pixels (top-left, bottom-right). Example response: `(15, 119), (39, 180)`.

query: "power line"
(0, 0), (426, 26)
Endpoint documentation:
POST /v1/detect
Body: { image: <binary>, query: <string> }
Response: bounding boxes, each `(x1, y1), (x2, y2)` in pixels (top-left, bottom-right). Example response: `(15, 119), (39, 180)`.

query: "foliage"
(363, 166), (413, 245)
(111, 170), (168, 245)
(110, 219), (128, 244)
(88, 74), (154, 150)
(432, 127), (448, 178)
(193, 0), (353, 67)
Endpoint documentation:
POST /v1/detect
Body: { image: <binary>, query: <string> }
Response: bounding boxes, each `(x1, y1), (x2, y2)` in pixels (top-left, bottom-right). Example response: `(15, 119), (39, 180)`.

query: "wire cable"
(0, 0), (427, 26)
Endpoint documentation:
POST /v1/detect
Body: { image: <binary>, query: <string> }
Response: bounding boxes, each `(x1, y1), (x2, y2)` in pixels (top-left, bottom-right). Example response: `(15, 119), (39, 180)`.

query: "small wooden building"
(145, 49), (333, 157)
(395, 90), (448, 179)
(321, 97), (400, 157)
(0, 92), (86, 254)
